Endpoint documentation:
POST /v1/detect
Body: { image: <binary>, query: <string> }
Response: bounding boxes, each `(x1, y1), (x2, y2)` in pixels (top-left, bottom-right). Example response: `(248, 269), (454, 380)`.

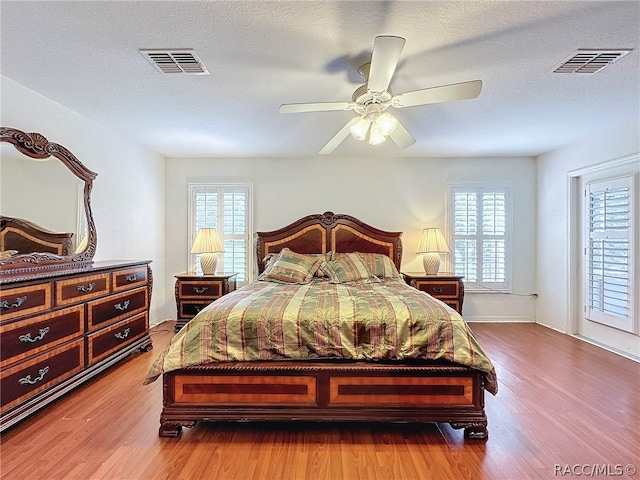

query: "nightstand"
(174, 273), (237, 332)
(402, 273), (465, 314)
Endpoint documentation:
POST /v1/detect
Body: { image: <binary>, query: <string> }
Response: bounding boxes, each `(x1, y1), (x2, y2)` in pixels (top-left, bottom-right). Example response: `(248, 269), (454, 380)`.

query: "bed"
(148, 212), (497, 439)
(0, 216), (74, 256)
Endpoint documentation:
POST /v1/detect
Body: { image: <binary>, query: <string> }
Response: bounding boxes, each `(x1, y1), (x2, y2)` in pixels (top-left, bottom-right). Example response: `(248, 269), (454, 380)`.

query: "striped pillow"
(262, 252), (278, 271)
(320, 253), (376, 283)
(262, 248), (323, 284)
(355, 253), (400, 278)
(311, 252), (333, 277)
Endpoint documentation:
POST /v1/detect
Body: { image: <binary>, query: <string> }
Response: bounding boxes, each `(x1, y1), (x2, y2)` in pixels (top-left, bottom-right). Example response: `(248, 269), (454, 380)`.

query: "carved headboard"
(0, 216), (74, 256)
(256, 212), (403, 273)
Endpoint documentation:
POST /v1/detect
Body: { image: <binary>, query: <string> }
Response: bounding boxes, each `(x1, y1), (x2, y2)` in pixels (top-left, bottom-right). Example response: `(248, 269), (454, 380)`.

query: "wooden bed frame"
(159, 212), (489, 439)
(0, 216), (74, 256)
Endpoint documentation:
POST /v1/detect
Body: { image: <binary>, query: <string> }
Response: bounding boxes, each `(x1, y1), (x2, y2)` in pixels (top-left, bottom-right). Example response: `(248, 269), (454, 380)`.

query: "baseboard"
(150, 318), (175, 329)
(572, 334), (640, 363)
(464, 316), (535, 323)
(534, 320), (567, 334)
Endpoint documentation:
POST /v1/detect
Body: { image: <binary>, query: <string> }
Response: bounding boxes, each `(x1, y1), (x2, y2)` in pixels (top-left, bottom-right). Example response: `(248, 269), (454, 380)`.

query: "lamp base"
(200, 253), (218, 275)
(423, 252), (441, 275)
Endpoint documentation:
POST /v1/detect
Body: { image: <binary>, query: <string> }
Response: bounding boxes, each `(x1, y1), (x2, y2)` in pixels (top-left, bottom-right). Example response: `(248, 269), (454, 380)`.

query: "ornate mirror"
(0, 127), (97, 275)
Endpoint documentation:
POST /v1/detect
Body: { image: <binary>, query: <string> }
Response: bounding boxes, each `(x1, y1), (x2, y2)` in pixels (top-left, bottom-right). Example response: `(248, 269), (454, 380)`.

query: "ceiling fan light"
(369, 124), (386, 145)
(377, 112), (397, 136)
(350, 117), (370, 141)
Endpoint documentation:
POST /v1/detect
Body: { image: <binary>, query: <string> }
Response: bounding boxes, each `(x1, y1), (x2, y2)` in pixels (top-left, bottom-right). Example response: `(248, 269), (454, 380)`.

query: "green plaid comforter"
(145, 277), (498, 394)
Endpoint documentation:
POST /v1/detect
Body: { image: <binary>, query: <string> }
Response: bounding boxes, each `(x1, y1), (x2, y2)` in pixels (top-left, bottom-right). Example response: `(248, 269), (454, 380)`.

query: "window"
(585, 176), (635, 332)
(449, 186), (511, 291)
(188, 183), (253, 284)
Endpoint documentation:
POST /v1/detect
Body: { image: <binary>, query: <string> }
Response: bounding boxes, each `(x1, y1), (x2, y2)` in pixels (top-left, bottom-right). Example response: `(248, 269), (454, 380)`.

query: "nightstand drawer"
(0, 305), (84, 368)
(179, 301), (212, 319)
(413, 280), (460, 298)
(403, 273), (465, 315)
(174, 273), (237, 332)
(179, 281), (222, 300)
(440, 299), (462, 312)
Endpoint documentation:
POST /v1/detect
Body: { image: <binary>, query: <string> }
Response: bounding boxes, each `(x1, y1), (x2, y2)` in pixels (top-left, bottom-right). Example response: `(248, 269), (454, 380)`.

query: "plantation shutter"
(451, 186), (510, 290)
(585, 176), (634, 332)
(190, 184), (252, 283)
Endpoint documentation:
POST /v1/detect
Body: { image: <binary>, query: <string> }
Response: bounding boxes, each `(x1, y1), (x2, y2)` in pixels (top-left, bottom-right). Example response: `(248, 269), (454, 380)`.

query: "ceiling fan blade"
(388, 120), (415, 149)
(279, 102), (355, 114)
(367, 35), (406, 94)
(319, 117), (360, 155)
(392, 80), (483, 108)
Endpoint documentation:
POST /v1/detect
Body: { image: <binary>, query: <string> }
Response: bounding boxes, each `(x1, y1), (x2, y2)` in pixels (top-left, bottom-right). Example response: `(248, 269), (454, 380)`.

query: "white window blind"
(450, 186), (510, 290)
(189, 183), (252, 283)
(585, 176), (634, 332)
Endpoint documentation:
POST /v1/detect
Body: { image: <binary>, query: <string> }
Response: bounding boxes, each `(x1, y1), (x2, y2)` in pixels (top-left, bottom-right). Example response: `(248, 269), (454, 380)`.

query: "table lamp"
(417, 228), (449, 275)
(191, 228), (224, 275)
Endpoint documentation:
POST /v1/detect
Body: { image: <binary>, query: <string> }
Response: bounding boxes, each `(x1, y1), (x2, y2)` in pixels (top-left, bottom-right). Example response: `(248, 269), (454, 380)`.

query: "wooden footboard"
(159, 362), (488, 439)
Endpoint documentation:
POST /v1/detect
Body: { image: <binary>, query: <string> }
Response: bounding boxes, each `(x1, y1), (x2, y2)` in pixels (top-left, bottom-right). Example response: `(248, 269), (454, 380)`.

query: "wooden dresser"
(0, 260), (153, 432)
(402, 273), (465, 314)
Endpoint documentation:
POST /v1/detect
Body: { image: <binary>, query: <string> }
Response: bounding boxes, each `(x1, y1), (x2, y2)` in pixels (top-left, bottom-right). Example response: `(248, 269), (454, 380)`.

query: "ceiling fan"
(279, 35), (483, 154)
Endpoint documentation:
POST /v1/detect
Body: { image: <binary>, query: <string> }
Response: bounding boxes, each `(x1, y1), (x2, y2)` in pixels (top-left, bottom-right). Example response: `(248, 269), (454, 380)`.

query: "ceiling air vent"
(551, 49), (632, 74)
(139, 49), (209, 75)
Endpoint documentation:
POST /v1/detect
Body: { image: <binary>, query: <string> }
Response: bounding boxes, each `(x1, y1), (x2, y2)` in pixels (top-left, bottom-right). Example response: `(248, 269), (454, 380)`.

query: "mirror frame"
(0, 127), (97, 275)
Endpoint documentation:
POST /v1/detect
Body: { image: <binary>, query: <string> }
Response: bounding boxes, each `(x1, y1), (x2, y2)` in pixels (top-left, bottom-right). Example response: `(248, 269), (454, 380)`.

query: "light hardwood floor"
(1, 322), (638, 480)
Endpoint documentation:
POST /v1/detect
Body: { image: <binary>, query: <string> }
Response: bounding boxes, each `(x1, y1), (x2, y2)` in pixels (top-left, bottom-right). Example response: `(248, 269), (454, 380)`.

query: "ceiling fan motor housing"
(352, 84), (392, 113)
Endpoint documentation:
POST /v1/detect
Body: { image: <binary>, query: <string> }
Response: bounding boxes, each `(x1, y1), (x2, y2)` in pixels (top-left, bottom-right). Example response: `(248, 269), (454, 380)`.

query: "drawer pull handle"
(194, 287), (208, 294)
(77, 282), (96, 292)
(125, 274), (138, 282)
(19, 327), (50, 343)
(114, 300), (131, 311)
(431, 287), (444, 293)
(19, 366), (50, 385)
(1, 296), (27, 310)
(114, 328), (131, 340)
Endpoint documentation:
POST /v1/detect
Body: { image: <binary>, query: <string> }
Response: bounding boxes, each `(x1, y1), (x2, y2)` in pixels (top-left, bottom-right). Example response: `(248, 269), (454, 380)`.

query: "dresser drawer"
(87, 312), (148, 365)
(0, 305), (84, 368)
(87, 287), (147, 331)
(178, 280), (222, 300)
(112, 266), (148, 292)
(413, 280), (460, 298)
(0, 339), (84, 412)
(55, 273), (110, 306)
(0, 283), (53, 322)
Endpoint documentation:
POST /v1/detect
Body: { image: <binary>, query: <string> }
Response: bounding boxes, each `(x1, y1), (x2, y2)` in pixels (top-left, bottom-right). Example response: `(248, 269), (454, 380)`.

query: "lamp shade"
(191, 228), (224, 275)
(377, 112), (397, 136)
(417, 228), (449, 275)
(350, 117), (371, 141)
(417, 228), (449, 254)
(368, 123), (386, 145)
(191, 228), (224, 254)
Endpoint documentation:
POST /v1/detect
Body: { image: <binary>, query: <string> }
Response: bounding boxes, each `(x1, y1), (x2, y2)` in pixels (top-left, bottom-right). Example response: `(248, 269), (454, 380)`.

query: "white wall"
(0, 76), (169, 324)
(536, 119), (640, 337)
(165, 155), (537, 323)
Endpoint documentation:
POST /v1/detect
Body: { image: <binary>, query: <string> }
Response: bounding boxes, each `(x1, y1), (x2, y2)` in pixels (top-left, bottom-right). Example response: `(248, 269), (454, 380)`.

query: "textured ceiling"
(1, 1), (638, 158)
